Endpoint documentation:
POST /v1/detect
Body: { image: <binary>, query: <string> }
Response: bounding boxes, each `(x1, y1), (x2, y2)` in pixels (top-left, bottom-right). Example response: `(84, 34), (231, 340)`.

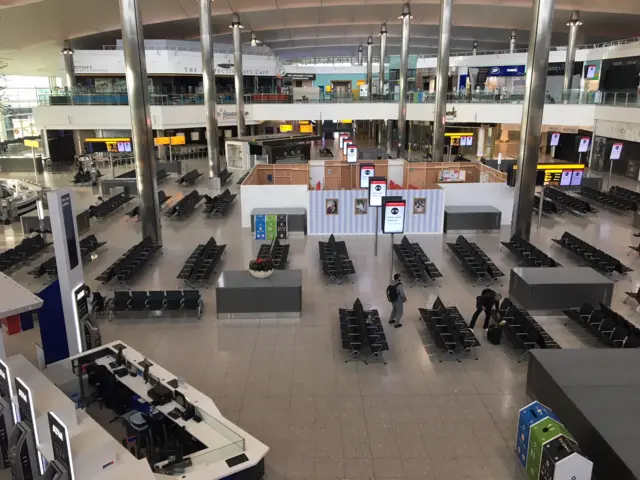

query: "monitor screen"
(570, 170), (583, 186)
(560, 170), (572, 186)
(550, 132), (560, 147)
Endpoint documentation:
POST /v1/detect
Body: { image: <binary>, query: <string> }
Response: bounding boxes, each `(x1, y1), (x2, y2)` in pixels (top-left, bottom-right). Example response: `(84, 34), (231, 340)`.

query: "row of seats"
(419, 297), (480, 362)
(0, 234), (50, 272)
(96, 236), (161, 285)
(393, 235), (442, 286)
(319, 148), (333, 158)
(563, 303), (640, 348)
(578, 186), (636, 212)
(203, 189), (237, 217)
(446, 235), (504, 284)
(545, 188), (592, 214)
(501, 235), (561, 267)
(177, 237), (226, 286)
(177, 169), (203, 186)
(164, 190), (203, 219)
(498, 298), (560, 362)
(339, 298), (389, 364)
(127, 191), (171, 218)
(90, 192), (133, 219)
(72, 170), (103, 185)
(116, 169), (169, 182)
(28, 256), (57, 279)
(110, 290), (203, 319)
(552, 231), (632, 277)
(236, 171), (251, 185)
(533, 193), (559, 215)
(609, 185), (640, 208)
(219, 168), (232, 185)
(319, 234), (355, 285)
(29, 234), (107, 278)
(257, 238), (289, 270)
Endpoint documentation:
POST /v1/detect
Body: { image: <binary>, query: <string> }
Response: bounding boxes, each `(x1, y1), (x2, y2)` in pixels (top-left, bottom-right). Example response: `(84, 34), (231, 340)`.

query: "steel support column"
(200, 0), (221, 182)
(563, 11), (581, 100)
(509, 30), (517, 53)
(231, 13), (245, 136)
(119, 0), (162, 244)
(433, 0), (453, 162)
(472, 41), (478, 55)
(378, 23), (388, 148)
(397, 4), (411, 159)
(358, 45), (363, 66)
(366, 36), (373, 99)
(511, 0), (556, 240)
(62, 41), (83, 157)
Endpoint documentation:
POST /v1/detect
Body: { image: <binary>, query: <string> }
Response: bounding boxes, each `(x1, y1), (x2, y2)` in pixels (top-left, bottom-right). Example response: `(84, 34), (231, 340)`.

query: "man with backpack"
(387, 273), (407, 328)
(469, 288), (502, 330)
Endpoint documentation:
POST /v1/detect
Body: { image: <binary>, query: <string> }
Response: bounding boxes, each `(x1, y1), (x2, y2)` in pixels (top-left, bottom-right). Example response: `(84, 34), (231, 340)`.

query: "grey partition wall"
(216, 270), (302, 318)
(21, 209), (91, 235)
(443, 205), (501, 232)
(509, 266), (614, 310)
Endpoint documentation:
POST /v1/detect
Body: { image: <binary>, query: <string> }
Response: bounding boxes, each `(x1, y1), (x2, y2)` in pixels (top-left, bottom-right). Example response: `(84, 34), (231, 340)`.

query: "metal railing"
(100, 44), (276, 57)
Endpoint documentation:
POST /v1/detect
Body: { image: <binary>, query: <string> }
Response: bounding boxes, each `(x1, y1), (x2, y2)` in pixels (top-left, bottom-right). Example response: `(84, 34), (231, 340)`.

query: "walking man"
(387, 273), (407, 328)
(469, 288), (502, 330)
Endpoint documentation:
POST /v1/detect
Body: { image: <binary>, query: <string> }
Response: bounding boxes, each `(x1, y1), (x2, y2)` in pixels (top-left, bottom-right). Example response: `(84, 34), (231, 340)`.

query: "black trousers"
(469, 308), (491, 329)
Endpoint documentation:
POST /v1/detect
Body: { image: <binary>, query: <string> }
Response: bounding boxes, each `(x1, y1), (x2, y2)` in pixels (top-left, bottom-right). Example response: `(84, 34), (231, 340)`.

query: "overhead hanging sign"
(382, 197), (406, 234)
(578, 137), (591, 153)
(486, 65), (525, 77)
(170, 136), (186, 146)
(610, 142), (623, 160)
(23, 139), (39, 148)
(346, 145), (358, 164)
(359, 164), (375, 188)
(368, 177), (387, 207)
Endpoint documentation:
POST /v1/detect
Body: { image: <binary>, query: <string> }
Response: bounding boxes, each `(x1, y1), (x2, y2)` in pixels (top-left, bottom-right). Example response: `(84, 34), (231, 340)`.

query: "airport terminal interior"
(1, 0), (640, 479)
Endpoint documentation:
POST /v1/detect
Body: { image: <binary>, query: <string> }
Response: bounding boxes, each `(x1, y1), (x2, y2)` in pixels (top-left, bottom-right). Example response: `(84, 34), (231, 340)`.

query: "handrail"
(100, 44), (276, 57)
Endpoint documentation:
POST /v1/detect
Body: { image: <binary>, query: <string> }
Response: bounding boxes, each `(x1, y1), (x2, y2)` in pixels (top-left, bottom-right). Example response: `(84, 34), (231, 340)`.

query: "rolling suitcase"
(487, 324), (502, 345)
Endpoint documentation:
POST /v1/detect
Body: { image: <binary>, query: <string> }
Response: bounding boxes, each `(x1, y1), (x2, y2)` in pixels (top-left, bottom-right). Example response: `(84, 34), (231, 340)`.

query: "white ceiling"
(1, 0), (639, 74)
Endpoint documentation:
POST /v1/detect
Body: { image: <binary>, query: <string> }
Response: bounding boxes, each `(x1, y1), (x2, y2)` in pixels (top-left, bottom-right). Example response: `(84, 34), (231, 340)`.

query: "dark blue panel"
(37, 281), (70, 365)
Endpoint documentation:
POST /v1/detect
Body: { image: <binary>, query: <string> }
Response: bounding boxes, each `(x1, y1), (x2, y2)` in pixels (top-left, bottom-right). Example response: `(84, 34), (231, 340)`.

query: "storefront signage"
(610, 143), (623, 160)
(487, 65), (525, 77)
(547, 62), (583, 76)
(279, 125), (293, 133)
(578, 137), (591, 153)
(368, 177), (387, 207)
(359, 164), (375, 188)
(382, 197), (406, 234)
(285, 73), (316, 80)
(595, 120), (640, 143)
(347, 145), (358, 164)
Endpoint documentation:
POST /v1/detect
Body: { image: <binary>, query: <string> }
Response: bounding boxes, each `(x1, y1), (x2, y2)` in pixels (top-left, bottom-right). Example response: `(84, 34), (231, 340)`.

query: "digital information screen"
(48, 412), (74, 479)
(550, 132), (560, 147)
(544, 169), (563, 186)
(586, 65), (597, 79)
(382, 198), (406, 234)
(343, 140), (352, 156)
(368, 178), (387, 207)
(61, 193), (79, 271)
(560, 170), (573, 186)
(610, 143), (623, 160)
(571, 170), (583, 186)
(347, 145), (358, 164)
(360, 164), (375, 188)
(339, 134), (349, 149)
(578, 137), (591, 153)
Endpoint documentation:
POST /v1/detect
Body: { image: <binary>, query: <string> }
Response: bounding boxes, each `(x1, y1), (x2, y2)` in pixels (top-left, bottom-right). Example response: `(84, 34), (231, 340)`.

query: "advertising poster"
(550, 133), (560, 147)
(266, 215), (278, 240)
(382, 198), (406, 234)
(360, 164), (375, 189)
(347, 145), (358, 164)
(325, 199), (338, 215)
(354, 199), (368, 215)
(368, 178), (387, 207)
(61, 193), (79, 271)
(578, 137), (591, 153)
(254, 214), (266, 240)
(610, 143), (623, 160)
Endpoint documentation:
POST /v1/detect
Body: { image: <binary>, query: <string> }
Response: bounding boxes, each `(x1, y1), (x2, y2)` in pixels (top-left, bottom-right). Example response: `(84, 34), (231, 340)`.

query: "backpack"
(386, 283), (399, 302)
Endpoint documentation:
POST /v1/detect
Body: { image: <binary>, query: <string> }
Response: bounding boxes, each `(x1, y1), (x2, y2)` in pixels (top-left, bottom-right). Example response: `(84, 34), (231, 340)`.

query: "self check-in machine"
(9, 377), (42, 480)
(42, 412), (72, 480)
(73, 284), (101, 351)
(0, 359), (16, 470)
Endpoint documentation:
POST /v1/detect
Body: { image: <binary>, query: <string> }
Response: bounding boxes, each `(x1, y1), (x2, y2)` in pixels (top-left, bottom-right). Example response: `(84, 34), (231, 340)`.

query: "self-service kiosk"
(42, 460), (70, 480)
(9, 377), (42, 480)
(0, 359), (15, 469)
(73, 284), (101, 351)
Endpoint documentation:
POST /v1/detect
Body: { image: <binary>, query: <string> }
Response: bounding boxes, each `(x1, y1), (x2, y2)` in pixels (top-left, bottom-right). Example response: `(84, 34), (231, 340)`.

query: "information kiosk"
(9, 377), (41, 479)
(0, 359), (16, 470)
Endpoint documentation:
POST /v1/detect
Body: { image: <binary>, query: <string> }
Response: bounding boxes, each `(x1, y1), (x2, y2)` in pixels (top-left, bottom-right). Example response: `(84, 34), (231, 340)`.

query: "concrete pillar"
(156, 129), (167, 160)
(40, 130), (50, 158)
(231, 13), (245, 136)
(563, 11), (581, 100)
(397, 3), (411, 158)
(476, 127), (486, 158)
(472, 41), (478, 55)
(358, 45), (363, 66)
(509, 30), (517, 53)
(378, 23), (388, 149)
(433, 0), (453, 162)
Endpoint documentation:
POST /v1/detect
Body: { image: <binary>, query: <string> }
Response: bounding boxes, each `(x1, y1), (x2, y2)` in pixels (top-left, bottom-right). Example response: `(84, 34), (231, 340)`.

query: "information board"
(343, 140), (352, 156)
(578, 137), (591, 153)
(571, 170), (583, 186)
(382, 197), (406, 234)
(266, 214), (278, 241)
(61, 193), (79, 271)
(550, 132), (560, 147)
(368, 177), (387, 207)
(360, 164), (375, 188)
(254, 214), (266, 240)
(277, 215), (287, 240)
(339, 134), (349, 149)
(346, 145), (358, 163)
(610, 142), (623, 160)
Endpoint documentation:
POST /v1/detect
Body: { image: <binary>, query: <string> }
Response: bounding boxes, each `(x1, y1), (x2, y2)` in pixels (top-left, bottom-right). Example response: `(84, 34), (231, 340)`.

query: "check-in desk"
(47, 341), (268, 479)
(509, 266), (614, 310)
(216, 270), (303, 318)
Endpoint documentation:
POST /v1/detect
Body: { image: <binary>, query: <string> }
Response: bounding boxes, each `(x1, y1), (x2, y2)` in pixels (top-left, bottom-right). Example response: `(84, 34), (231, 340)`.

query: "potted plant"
(249, 256), (275, 279)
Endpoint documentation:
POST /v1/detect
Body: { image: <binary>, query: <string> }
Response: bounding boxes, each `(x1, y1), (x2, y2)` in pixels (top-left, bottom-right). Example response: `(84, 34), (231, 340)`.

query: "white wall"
(240, 184), (310, 228)
(595, 106), (640, 125)
(439, 182), (514, 225)
(387, 159), (405, 187)
(308, 161), (325, 189)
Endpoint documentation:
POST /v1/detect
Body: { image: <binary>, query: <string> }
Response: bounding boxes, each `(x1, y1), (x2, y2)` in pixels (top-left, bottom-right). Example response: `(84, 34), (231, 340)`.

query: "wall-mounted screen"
(578, 137), (591, 153)
(560, 170), (573, 186)
(586, 65), (597, 79)
(570, 170), (583, 186)
(360, 164), (375, 188)
(550, 132), (560, 147)
(343, 140), (352, 156)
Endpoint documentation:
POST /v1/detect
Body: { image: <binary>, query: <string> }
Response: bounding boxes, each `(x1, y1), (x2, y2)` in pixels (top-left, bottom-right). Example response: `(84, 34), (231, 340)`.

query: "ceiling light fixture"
(60, 47), (75, 55)
(229, 12), (244, 29)
(398, 3), (413, 19)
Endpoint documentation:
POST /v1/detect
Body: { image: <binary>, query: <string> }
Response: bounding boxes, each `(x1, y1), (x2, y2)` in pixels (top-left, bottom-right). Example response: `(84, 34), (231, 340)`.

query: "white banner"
(69, 50), (278, 76)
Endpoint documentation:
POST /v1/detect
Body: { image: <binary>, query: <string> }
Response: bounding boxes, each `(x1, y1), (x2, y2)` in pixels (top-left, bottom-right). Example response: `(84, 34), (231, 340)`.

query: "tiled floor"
(2, 155), (640, 480)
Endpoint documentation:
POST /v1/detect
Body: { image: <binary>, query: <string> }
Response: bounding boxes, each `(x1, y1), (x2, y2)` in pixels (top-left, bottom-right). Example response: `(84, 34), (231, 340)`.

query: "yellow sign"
(356, 80), (366, 86)
(170, 136), (186, 145)
(513, 164), (584, 171)
(340, 119), (353, 124)
(154, 137), (171, 146)
(299, 121), (310, 125)
(325, 85), (332, 93)
(279, 125), (293, 133)
(85, 137), (130, 143)
(444, 132), (474, 138)
(300, 125), (313, 133)
(23, 139), (39, 148)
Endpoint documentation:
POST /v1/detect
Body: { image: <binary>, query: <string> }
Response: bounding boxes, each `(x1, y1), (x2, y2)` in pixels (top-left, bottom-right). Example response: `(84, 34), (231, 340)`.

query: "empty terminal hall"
(2, 0), (640, 478)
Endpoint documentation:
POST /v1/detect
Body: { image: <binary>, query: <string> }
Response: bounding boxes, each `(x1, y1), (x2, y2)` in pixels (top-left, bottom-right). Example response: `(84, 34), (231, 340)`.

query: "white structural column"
(40, 130), (50, 158)
(231, 13), (246, 136)
(396, 3), (411, 158)
(433, 0), (453, 162)
(377, 23), (388, 149)
(199, 0), (221, 182)
(119, 0), (162, 244)
(62, 41), (83, 157)
(366, 36), (374, 99)
(510, 30), (518, 53)
(511, 0), (556, 239)
(358, 45), (363, 66)
(563, 11), (581, 99)
(472, 41), (478, 55)
(156, 129), (167, 160)
(476, 127), (486, 158)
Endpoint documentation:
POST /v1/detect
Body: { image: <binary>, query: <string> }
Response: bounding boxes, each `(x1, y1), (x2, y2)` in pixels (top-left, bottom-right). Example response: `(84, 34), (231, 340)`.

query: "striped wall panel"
(309, 189), (444, 235)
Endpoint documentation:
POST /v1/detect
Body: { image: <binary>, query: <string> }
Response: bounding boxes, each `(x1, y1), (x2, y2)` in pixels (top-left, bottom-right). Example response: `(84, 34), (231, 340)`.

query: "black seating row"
(577, 186), (636, 212)
(127, 190), (171, 218)
(203, 189), (237, 217)
(609, 185), (640, 207)
(0, 234), (50, 272)
(72, 170), (103, 185)
(177, 237), (226, 286)
(533, 193), (559, 215)
(545, 188), (592, 214)
(164, 190), (203, 219)
(339, 298), (388, 364)
(96, 236), (161, 285)
(257, 238), (289, 270)
(177, 169), (203, 186)
(498, 298), (561, 362)
(110, 290), (203, 319)
(501, 235), (561, 267)
(117, 169), (168, 182)
(419, 297), (480, 362)
(446, 235), (504, 285)
(27, 234), (106, 279)
(319, 234), (355, 284)
(219, 168), (232, 185)
(319, 148), (333, 158)
(563, 303), (640, 348)
(89, 192), (133, 219)
(236, 171), (251, 185)
(552, 231), (632, 277)
(393, 235), (442, 286)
